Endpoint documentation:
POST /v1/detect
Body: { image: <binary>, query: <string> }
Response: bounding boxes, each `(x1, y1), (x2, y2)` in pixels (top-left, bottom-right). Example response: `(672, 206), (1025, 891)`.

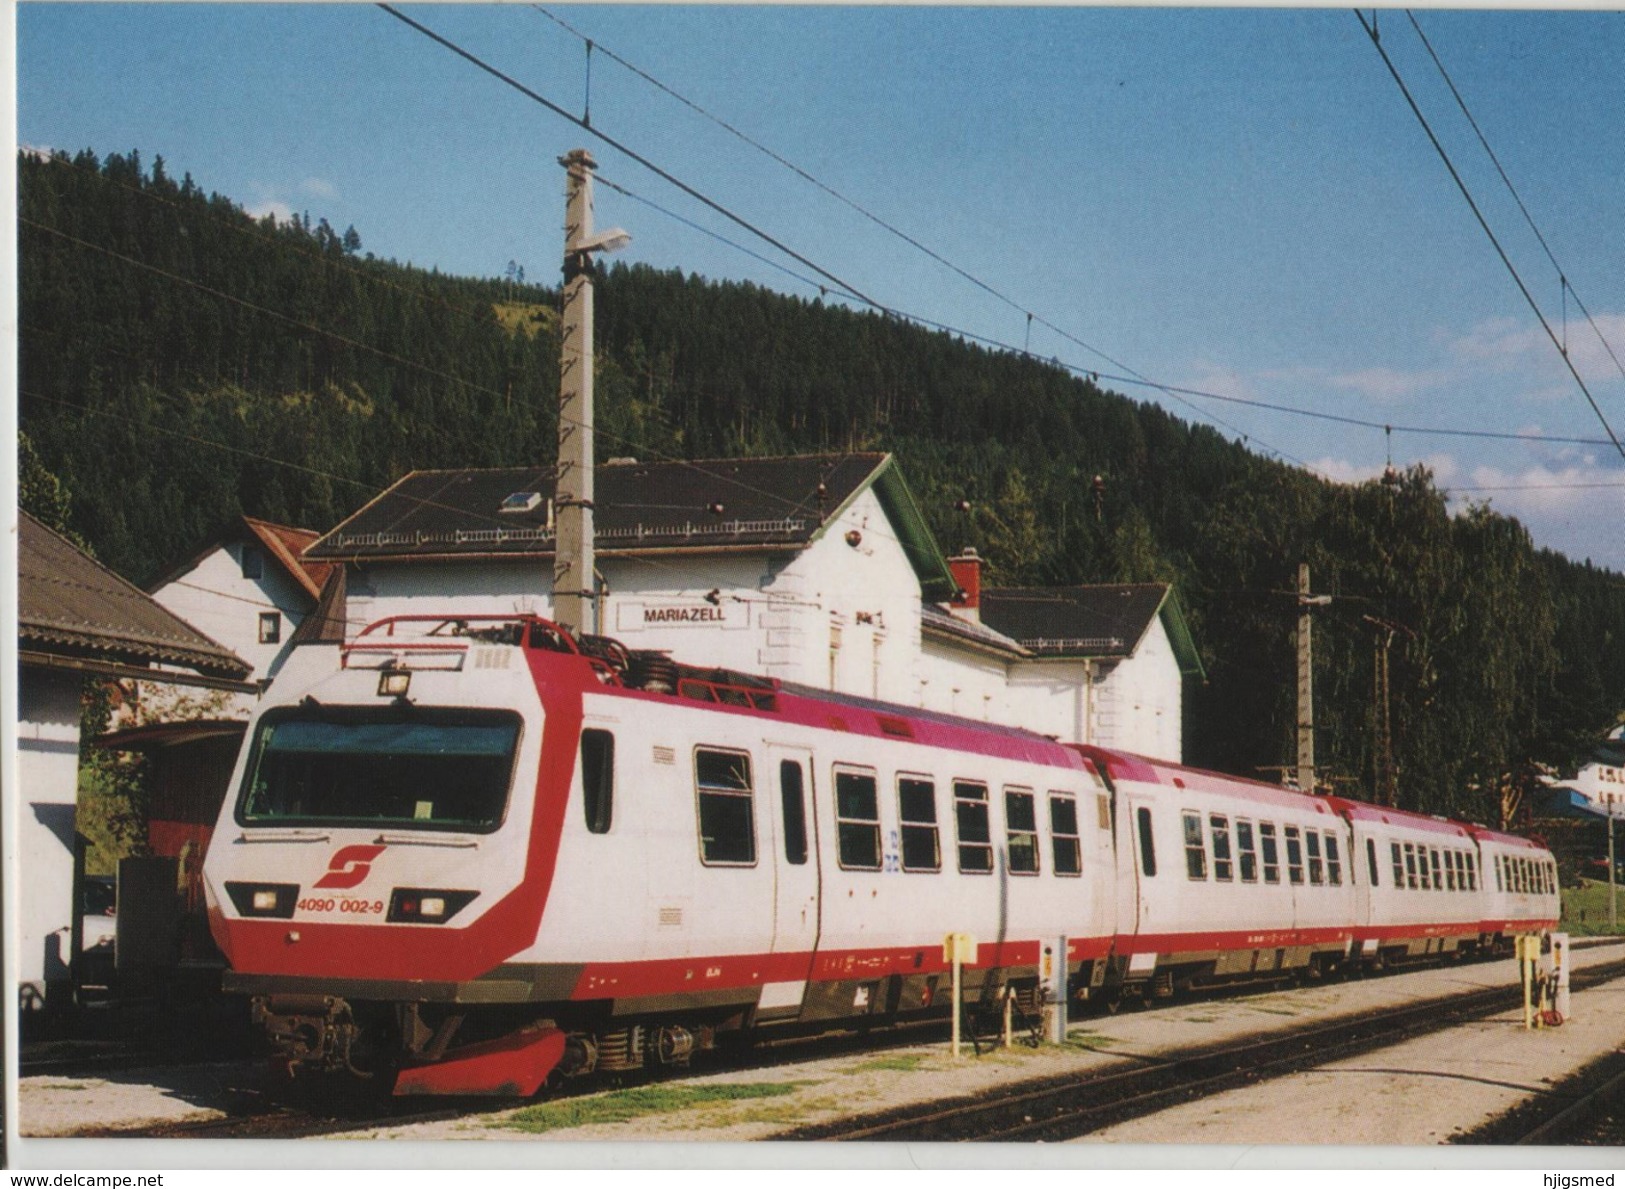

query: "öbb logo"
(314, 844), (387, 890)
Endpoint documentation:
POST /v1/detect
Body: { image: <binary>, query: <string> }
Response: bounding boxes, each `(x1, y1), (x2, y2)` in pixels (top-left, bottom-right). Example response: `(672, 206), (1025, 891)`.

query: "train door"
(1120, 792), (1159, 937)
(761, 745), (821, 1014)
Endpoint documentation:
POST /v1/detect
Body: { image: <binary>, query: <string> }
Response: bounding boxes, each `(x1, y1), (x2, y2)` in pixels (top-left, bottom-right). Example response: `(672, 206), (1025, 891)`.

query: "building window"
(835, 767), (882, 871)
(1005, 787), (1039, 875)
(780, 761), (808, 866)
(259, 611), (282, 645)
(1306, 830), (1324, 885)
(1285, 826), (1304, 885)
(695, 748), (755, 866)
(1050, 792), (1082, 877)
(1260, 822), (1280, 884)
(1210, 815), (1233, 882)
(1182, 811), (1207, 880)
(954, 781), (993, 874)
(580, 729), (614, 834)
(1326, 833), (1342, 886)
(898, 776), (940, 872)
(241, 546), (263, 580)
(1236, 819), (1258, 883)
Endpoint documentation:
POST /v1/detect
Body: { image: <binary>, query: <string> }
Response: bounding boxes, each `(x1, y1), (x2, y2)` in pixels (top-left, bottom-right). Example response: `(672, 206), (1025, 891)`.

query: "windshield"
(236, 711), (522, 832)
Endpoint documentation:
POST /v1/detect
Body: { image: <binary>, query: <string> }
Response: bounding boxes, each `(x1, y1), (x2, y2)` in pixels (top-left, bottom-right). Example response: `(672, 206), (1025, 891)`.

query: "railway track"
(782, 956), (1625, 1142)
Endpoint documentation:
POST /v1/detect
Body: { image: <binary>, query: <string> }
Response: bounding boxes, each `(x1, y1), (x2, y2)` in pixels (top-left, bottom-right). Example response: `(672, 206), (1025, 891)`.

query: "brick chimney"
(948, 548), (982, 624)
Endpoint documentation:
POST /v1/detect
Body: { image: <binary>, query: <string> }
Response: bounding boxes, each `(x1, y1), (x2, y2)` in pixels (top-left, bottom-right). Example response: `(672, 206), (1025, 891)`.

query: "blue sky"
(17, 4), (1625, 569)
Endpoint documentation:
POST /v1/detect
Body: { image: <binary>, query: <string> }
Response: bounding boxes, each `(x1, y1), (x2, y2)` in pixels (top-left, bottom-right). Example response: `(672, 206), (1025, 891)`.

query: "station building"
(16, 513), (251, 1013)
(303, 452), (1203, 759)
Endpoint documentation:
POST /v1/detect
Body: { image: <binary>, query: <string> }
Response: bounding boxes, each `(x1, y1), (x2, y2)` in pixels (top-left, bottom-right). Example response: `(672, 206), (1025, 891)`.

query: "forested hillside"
(19, 149), (1625, 822)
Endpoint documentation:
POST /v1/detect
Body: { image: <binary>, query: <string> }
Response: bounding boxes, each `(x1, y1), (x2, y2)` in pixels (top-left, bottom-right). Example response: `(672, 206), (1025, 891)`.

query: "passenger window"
(779, 760), (808, 866)
(954, 781), (993, 874)
(1367, 838), (1380, 887)
(1326, 833), (1342, 886)
(1285, 826), (1304, 885)
(1392, 841), (1405, 887)
(1183, 812), (1208, 880)
(897, 776), (941, 872)
(1306, 831), (1324, 885)
(1236, 819), (1258, 883)
(695, 748), (755, 866)
(580, 728), (615, 835)
(1465, 852), (1476, 891)
(834, 767), (882, 871)
(1210, 815), (1233, 881)
(1005, 787), (1040, 875)
(1136, 806), (1157, 877)
(1260, 822), (1280, 884)
(1430, 849), (1443, 892)
(1050, 792), (1082, 877)
(1495, 855), (1504, 892)
(1405, 843), (1419, 889)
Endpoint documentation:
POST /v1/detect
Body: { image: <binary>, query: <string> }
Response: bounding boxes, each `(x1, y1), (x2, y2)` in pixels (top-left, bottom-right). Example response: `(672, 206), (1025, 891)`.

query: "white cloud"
(299, 177), (339, 200)
(1324, 366), (1449, 404)
(246, 199), (294, 223)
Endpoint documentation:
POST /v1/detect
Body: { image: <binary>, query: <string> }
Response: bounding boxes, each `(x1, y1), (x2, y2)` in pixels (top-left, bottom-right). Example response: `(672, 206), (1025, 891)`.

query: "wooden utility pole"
(554, 149), (628, 637)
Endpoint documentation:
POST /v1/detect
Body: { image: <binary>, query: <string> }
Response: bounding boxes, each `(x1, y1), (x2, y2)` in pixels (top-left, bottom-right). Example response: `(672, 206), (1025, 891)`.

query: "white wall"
(1091, 617), (1182, 761)
(149, 540), (310, 696)
(17, 668), (83, 1008)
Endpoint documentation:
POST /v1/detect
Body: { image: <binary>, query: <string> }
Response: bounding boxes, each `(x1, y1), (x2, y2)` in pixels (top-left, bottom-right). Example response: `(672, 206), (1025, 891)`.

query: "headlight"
(387, 888), (478, 924)
(224, 882), (298, 919)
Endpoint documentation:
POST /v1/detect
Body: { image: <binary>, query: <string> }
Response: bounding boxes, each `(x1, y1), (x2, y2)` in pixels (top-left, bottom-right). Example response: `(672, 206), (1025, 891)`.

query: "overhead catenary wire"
(1405, 10), (1625, 390)
(1355, 9), (1625, 464)
(376, 3), (879, 312)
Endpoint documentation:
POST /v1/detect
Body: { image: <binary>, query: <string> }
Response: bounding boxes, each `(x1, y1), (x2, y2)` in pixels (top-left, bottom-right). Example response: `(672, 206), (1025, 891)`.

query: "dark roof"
(19, 513), (252, 679)
(979, 583), (1205, 677)
(920, 604), (1029, 658)
(307, 453), (957, 599)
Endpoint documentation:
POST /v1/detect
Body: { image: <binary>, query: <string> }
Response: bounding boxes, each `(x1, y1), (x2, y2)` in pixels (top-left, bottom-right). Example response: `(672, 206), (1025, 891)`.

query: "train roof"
(1464, 823), (1551, 852)
(1076, 746), (1337, 815)
(1322, 796), (1474, 840)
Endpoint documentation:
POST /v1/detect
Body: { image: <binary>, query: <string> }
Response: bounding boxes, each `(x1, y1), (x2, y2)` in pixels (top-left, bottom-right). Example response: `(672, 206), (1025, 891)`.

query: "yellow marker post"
(1515, 934), (1541, 1030)
(943, 932), (976, 1060)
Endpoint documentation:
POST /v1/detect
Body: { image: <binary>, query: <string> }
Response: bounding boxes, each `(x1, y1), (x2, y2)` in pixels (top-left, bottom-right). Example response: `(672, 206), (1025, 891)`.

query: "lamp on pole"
(554, 148), (630, 637)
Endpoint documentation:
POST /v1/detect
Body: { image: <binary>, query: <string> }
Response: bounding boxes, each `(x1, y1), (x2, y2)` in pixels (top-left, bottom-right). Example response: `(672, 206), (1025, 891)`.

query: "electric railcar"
(201, 614), (1558, 1096)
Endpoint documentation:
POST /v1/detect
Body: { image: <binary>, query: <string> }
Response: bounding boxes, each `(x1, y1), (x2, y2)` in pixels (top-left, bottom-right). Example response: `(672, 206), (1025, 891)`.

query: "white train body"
(200, 615), (1559, 1095)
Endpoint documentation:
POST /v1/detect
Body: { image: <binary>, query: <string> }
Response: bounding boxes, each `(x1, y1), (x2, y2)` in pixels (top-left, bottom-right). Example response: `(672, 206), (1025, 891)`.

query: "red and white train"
(201, 614), (1559, 1096)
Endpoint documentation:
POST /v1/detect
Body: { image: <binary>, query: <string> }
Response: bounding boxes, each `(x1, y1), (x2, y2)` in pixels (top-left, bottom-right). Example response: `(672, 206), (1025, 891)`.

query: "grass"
(1560, 879), (1625, 937)
(844, 1053), (931, 1074)
(501, 1080), (809, 1135)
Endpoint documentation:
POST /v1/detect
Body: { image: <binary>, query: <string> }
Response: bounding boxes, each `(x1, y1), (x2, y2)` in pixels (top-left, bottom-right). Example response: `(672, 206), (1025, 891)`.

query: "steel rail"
(786, 957), (1625, 1142)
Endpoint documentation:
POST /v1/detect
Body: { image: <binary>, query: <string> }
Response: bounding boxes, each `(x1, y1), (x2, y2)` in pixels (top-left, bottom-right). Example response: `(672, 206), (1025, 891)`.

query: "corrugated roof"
(19, 512), (252, 679)
(242, 517), (335, 602)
